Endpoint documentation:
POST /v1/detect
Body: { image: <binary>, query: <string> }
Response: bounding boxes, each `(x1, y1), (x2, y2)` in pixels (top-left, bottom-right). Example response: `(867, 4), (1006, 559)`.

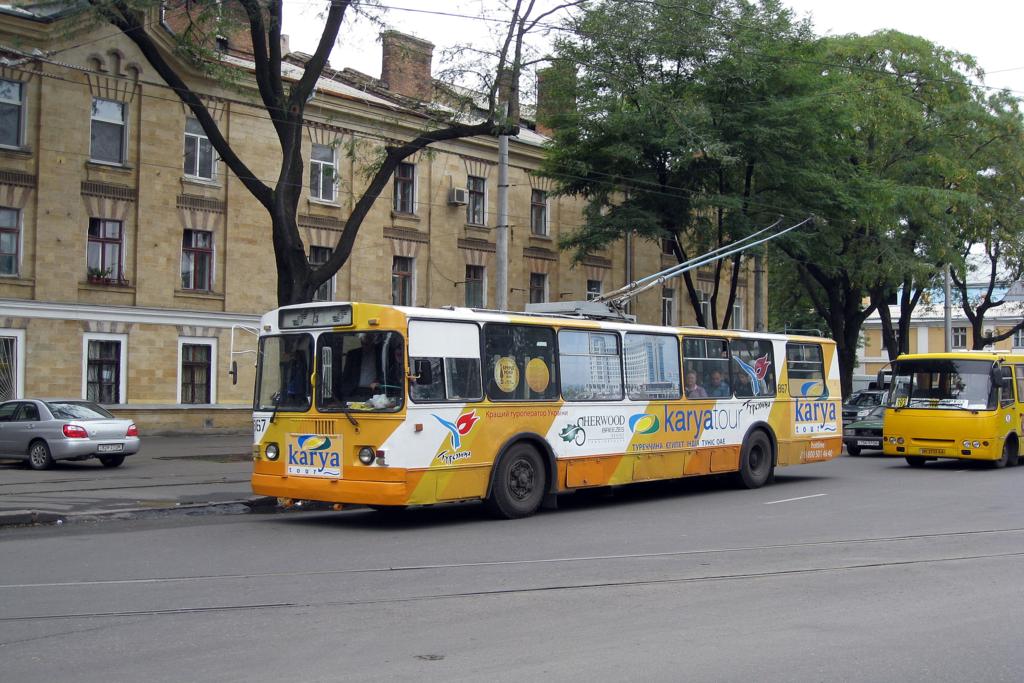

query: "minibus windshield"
(886, 358), (996, 411)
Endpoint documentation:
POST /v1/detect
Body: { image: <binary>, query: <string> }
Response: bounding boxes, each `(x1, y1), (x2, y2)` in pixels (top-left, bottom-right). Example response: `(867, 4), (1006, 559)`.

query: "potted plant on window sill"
(86, 267), (128, 286)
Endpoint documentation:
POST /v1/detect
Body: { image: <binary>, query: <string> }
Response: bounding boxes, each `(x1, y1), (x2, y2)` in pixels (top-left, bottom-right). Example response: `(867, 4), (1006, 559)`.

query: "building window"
(465, 264), (485, 308)
(0, 207), (18, 276)
(662, 287), (675, 326)
(586, 279), (602, 301)
(392, 256), (413, 306)
(87, 218), (124, 281)
(1014, 328), (1024, 349)
(393, 162), (415, 214)
(952, 326), (967, 349)
(181, 229), (213, 291)
(90, 98), (126, 164)
(529, 272), (547, 304)
(467, 175), (486, 226)
(661, 236), (676, 255)
(530, 189), (548, 236)
(310, 143), (336, 201)
(309, 246), (334, 302)
(180, 343), (212, 404)
(698, 290), (712, 326)
(183, 118), (215, 180)
(0, 80), (23, 148)
(86, 339), (122, 404)
(732, 299), (744, 329)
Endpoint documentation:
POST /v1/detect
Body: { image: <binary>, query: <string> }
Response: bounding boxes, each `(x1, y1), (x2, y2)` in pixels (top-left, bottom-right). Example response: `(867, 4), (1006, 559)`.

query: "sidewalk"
(0, 433), (268, 526)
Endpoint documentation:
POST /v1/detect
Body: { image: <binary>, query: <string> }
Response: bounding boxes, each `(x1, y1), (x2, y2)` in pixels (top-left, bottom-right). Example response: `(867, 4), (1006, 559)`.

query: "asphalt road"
(2, 453), (1023, 682)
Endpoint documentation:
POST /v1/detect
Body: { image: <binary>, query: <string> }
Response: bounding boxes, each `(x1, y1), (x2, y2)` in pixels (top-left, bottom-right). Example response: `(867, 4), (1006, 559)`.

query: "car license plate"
(97, 444), (123, 453)
(920, 448), (945, 455)
(856, 440), (878, 446)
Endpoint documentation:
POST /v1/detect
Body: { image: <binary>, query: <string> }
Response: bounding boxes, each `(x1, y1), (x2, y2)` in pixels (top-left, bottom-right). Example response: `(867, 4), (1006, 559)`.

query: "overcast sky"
(281, 1), (1024, 98)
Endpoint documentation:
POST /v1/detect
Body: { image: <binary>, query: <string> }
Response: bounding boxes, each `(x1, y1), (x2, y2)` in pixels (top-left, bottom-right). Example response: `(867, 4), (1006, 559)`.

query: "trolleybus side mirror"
(229, 360), (238, 385)
(413, 359), (433, 385)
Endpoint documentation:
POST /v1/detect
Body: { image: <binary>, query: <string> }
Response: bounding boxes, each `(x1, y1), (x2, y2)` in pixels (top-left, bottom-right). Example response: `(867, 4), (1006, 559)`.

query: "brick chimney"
(535, 61), (576, 137)
(380, 31), (434, 101)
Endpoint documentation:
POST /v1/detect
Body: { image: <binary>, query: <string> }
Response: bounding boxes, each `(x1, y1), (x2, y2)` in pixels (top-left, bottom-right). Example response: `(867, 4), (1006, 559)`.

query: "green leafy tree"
(539, 0), (813, 328)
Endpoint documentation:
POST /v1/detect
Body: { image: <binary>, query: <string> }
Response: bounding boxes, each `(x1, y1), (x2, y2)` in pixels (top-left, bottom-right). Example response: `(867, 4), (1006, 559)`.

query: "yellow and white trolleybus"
(250, 302), (842, 518)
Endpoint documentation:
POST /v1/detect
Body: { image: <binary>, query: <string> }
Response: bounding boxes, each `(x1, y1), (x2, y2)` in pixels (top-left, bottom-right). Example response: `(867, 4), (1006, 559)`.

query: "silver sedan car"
(0, 399), (140, 470)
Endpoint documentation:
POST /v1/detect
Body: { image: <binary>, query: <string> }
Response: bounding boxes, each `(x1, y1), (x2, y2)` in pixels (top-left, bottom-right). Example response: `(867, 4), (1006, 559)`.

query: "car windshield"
(317, 331), (405, 412)
(46, 401), (115, 419)
(254, 334), (314, 412)
(866, 405), (886, 419)
(886, 359), (996, 410)
(852, 392), (882, 406)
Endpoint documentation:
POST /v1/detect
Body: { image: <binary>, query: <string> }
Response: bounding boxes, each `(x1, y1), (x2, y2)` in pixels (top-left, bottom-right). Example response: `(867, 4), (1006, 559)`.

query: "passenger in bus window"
(706, 369), (731, 397)
(734, 372), (754, 397)
(282, 348), (309, 406)
(341, 333), (383, 399)
(685, 372), (707, 399)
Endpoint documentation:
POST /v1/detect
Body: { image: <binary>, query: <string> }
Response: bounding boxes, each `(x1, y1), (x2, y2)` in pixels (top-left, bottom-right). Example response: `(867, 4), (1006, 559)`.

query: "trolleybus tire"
(846, 444), (861, 457)
(735, 431), (773, 489)
(905, 456), (927, 468)
(484, 442), (546, 519)
(28, 440), (54, 471)
(99, 455), (125, 468)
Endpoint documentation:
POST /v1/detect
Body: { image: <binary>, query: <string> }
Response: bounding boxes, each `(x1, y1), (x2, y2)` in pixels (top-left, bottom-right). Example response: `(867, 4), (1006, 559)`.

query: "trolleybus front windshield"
(255, 334), (314, 412)
(317, 331), (405, 412)
(887, 358), (996, 410)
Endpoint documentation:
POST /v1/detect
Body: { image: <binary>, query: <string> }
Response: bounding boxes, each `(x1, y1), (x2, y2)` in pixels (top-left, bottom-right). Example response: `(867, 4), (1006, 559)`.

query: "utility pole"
(944, 263), (952, 351)
(496, 128), (509, 310)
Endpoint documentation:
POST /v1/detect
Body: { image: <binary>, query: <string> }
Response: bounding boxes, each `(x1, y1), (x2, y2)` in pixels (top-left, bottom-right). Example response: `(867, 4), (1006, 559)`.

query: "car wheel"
(484, 443), (546, 519)
(905, 456), (927, 468)
(28, 440), (54, 471)
(99, 454), (125, 468)
(846, 444), (861, 457)
(735, 431), (774, 489)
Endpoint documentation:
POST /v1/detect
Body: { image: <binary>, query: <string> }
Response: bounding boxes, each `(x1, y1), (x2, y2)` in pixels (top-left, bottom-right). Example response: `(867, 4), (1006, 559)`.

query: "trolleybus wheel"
(905, 456), (927, 468)
(485, 443), (546, 519)
(735, 431), (773, 489)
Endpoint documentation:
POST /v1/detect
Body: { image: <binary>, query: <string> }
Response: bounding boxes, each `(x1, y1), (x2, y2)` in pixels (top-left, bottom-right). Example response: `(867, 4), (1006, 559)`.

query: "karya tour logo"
(286, 434), (342, 477)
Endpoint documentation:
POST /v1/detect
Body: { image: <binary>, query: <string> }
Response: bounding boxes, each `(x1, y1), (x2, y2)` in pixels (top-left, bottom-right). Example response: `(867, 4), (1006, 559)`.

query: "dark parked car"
(842, 389), (886, 427)
(843, 405), (885, 456)
(0, 399), (140, 470)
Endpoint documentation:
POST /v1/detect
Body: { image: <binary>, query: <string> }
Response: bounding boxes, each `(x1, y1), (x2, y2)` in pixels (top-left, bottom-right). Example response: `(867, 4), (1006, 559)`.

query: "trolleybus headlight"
(972, 441), (981, 448)
(265, 443), (280, 461)
(358, 446), (376, 465)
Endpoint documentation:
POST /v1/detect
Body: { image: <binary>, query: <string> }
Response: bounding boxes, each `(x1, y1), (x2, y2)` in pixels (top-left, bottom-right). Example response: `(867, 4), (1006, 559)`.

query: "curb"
(0, 496), (280, 528)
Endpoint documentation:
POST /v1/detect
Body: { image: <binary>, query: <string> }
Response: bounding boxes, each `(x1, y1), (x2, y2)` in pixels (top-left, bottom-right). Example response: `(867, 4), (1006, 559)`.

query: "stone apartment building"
(0, 5), (758, 432)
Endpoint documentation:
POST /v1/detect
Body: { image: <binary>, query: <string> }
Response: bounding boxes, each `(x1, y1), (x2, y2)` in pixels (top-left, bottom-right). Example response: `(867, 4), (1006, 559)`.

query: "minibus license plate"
(920, 448), (944, 455)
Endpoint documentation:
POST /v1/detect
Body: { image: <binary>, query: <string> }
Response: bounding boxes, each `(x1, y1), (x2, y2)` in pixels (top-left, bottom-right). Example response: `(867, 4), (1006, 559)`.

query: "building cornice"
(0, 299), (260, 329)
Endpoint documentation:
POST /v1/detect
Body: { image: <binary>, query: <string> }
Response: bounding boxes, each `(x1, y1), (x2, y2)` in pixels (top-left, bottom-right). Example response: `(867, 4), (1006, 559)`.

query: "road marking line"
(764, 493), (827, 505)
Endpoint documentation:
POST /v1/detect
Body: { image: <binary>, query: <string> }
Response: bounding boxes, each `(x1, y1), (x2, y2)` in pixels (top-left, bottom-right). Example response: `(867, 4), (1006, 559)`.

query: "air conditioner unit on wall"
(448, 187), (468, 205)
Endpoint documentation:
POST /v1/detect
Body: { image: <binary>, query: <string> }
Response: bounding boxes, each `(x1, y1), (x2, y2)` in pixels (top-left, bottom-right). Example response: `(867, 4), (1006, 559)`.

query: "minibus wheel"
(485, 442), (546, 519)
(735, 431), (773, 489)
(990, 441), (1015, 469)
(905, 456), (927, 468)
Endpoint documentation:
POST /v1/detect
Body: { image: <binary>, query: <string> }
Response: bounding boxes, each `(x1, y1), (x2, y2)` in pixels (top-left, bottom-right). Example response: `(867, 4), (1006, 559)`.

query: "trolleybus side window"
(558, 330), (623, 401)
(484, 324), (558, 401)
(1016, 365), (1024, 405)
(317, 331), (404, 412)
(683, 337), (729, 399)
(408, 320), (482, 403)
(624, 333), (681, 400)
(255, 334), (313, 411)
(730, 338), (776, 398)
(786, 343), (825, 398)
